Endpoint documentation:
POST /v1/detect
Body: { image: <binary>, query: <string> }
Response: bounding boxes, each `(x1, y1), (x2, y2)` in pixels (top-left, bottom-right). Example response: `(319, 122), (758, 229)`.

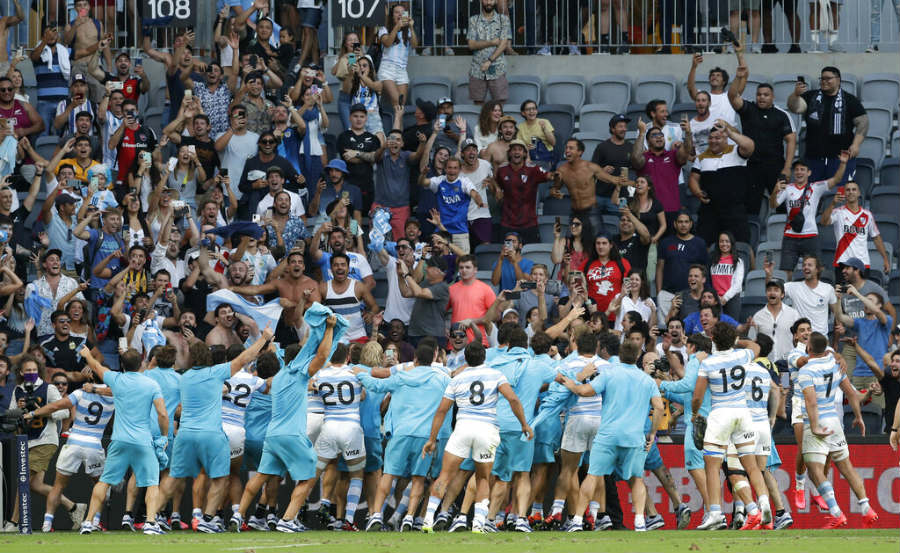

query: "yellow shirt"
(516, 119), (555, 151)
(55, 158), (101, 183)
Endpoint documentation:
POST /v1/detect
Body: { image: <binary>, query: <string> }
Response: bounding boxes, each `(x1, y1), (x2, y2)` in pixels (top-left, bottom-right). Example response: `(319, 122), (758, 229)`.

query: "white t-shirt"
(256, 190), (305, 219)
(831, 205), (880, 267)
(298, 112), (324, 156)
(775, 180), (829, 238)
(461, 159), (492, 221)
(218, 130), (260, 201)
(377, 27), (410, 68)
(784, 280), (836, 335)
(383, 256), (415, 325)
(689, 115), (717, 158)
(708, 91), (738, 126)
(614, 295), (655, 331)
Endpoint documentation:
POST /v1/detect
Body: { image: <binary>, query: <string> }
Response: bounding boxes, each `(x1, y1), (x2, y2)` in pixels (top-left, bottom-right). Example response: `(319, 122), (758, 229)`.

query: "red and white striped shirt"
(831, 205), (879, 267)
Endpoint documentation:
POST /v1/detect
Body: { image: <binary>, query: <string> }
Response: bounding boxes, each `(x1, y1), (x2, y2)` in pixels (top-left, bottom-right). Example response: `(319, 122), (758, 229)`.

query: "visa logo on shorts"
(346, 449), (360, 457)
(743, 433), (754, 440)
(479, 452), (492, 460)
(87, 462), (102, 470)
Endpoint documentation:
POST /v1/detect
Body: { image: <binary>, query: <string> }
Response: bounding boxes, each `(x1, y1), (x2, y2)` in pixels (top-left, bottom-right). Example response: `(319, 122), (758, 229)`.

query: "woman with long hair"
(127, 148), (164, 212)
(377, 3), (417, 109)
(121, 191), (153, 250)
(295, 85), (329, 189)
(607, 269), (657, 331)
(584, 234), (631, 321)
(325, 197), (364, 254)
(551, 214), (592, 282)
(709, 231), (744, 320)
(65, 299), (97, 344)
(618, 175), (666, 284)
(332, 32), (364, 131)
(349, 56), (385, 138)
(517, 100), (556, 165)
(474, 100), (503, 151)
(417, 127), (451, 237)
(165, 144), (206, 210)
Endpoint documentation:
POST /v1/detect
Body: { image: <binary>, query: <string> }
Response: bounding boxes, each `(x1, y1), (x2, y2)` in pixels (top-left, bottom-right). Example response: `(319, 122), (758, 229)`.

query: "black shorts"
(779, 235), (820, 271)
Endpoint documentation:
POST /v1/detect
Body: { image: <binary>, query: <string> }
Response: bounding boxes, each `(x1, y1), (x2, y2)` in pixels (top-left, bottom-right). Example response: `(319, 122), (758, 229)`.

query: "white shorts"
(704, 408), (756, 448)
(314, 419), (366, 461)
(725, 445), (742, 471)
(307, 411), (324, 444)
(224, 424), (245, 459)
(802, 421), (848, 464)
(376, 60), (409, 85)
(752, 420), (772, 456)
(444, 420), (500, 463)
(791, 395), (804, 426)
(560, 415), (602, 453)
(56, 443), (105, 477)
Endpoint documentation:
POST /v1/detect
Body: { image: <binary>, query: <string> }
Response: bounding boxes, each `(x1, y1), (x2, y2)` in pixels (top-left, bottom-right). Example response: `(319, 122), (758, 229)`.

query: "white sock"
(858, 498), (870, 515)
(473, 500), (488, 528)
(589, 501), (599, 519)
(635, 514), (646, 527)
(424, 496), (441, 526)
(551, 499), (565, 516)
(794, 474), (805, 490)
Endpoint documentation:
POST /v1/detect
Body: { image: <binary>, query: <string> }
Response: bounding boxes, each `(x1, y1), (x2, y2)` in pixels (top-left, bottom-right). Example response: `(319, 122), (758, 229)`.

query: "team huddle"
(21, 304), (879, 535)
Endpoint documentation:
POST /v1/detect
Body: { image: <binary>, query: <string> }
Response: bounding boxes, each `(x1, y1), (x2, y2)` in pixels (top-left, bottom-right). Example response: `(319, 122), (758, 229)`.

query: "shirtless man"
(480, 115), (517, 174)
(205, 304), (259, 347)
(549, 138), (629, 236)
(63, 0), (108, 102)
(163, 311), (202, 369)
(196, 243), (258, 303)
(229, 250), (322, 341)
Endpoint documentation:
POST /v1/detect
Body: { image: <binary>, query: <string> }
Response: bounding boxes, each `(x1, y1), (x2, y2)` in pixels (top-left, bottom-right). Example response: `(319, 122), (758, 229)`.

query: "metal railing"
(0, 0), (895, 55)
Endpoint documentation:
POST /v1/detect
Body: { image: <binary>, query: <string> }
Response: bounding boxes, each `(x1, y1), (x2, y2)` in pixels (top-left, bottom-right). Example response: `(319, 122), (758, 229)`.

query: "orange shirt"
(448, 279), (496, 347)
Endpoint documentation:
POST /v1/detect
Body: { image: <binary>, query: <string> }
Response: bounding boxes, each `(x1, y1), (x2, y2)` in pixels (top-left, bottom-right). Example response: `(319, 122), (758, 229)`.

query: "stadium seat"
(475, 270), (495, 291)
(744, 269), (787, 296)
(747, 219), (760, 250)
(543, 76), (587, 112)
(588, 75), (631, 113)
(633, 75), (677, 106)
(765, 214), (787, 244)
(571, 132), (606, 160)
(868, 269), (886, 287)
(501, 104), (524, 122)
(859, 136), (886, 169)
(474, 244), (502, 272)
(870, 242), (893, 273)
(852, 158), (877, 201)
(844, 403), (882, 435)
(740, 295), (767, 322)
(541, 196), (572, 216)
(451, 104), (481, 135)
(538, 104), (575, 144)
(522, 243), (554, 269)
(506, 75), (543, 106)
(142, 107), (165, 138)
(877, 220), (900, 252)
(755, 241), (782, 265)
(741, 74), (770, 101)
(324, 102), (344, 133)
(601, 215), (620, 237)
(860, 73), (900, 107)
(538, 215), (566, 243)
(33, 135), (59, 163)
(889, 270), (900, 298)
(892, 133), (899, 158)
(669, 102), (698, 124)
(578, 104), (618, 137)
(839, 73), (858, 96)
(864, 103), (894, 142)
(624, 103), (647, 133)
(409, 76), (453, 104)
(454, 78), (470, 104)
(772, 75), (810, 105)
(817, 224), (837, 250)
(678, 77), (709, 104)
(879, 158), (899, 190)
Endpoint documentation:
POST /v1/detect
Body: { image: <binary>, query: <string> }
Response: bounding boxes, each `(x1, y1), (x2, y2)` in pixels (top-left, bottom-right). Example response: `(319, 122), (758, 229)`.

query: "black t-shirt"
(636, 198), (664, 240)
(800, 89), (865, 158)
(337, 130), (380, 191)
(40, 335), (92, 372)
(592, 139), (633, 196)
(181, 136), (219, 180)
(402, 123), (431, 153)
(6, 205), (32, 250)
(880, 373), (900, 433)
(737, 101), (793, 163)
(614, 233), (648, 271)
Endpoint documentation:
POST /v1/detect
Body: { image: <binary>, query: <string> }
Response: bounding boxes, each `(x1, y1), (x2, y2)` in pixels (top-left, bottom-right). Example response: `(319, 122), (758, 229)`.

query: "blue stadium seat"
(756, 241), (782, 265)
(892, 132), (899, 158)
(588, 75), (631, 113)
(839, 73), (859, 96)
(859, 136), (886, 169)
(772, 74), (810, 105)
(571, 132), (606, 160)
(633, 75), (677, 107)
(818, 224), (837, 250)
(678, 77), (709, 104)
(409, 76), (453, 104)
(745, 270), (786, 296)
(741, 74), (770, 101)
(538, 215), (566, 243)
(860, 73), (900, 108)
(324, 102), (344, 133)
(474, 244), (502, 272)
(601, 214), (620, 237)
(879, 158), (899, 190)
(33, 135), (60, 163)
(578, 104), (618, 137)
(864, 103), (894, 142)
(852, 158), (877, 201)
(148, 80), (167, 110)
(669, 102), (698, 123)
(766, 214), (787, 244)
(454, 79), (470, 104)
(624, 103), (647, 133)
(543, 76), (587, 112)
(507, 75), (543, 106)
(889, 270), (900, 298)
(877, 220), (900, 252)
(541, 197), (572, 216)
(740, 295), (767, 322)
(522, 243), (554, 269)
(538, 104), (575, 146)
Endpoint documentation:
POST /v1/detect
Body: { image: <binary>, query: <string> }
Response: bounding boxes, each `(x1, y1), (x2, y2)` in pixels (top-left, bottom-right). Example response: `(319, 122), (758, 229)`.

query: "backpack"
(81, 231), (124, 283)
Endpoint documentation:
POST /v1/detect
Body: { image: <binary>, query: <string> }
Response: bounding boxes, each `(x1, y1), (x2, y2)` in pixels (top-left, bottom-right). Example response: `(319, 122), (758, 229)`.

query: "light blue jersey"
(222, 370), (267, 428)
(697, 348), (754, 411)
(745, 361), (773, 424)
(179, 363), (232, 432)
(590, 363), (660, 447)
(353, 365), (386, 439)
(244, 389), (271, 443)
(443, 364), (508, 426)
(103, 371), (162, 446)
(797, 355), (844, 423)
(490, 348), (558, 433)
(66, 387), (115, 451)
(316, 365), (363, 424)
(660, 353), (711, 419)
(269, 357), (313, 438)
(562, 354), (608, 417)
(787, 343), (807, 395)
(358, 366), (450, 438)
(144, 367), (182, 438)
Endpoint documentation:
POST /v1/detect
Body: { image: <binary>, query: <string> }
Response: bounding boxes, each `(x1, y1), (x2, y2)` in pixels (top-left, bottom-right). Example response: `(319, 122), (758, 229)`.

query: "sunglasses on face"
(648, 132), (664, 138)
(451, 332), (467, 338)
(0, 87), (12, 92)
(259, 139), (276, 145)
(233, 112), (246, 117)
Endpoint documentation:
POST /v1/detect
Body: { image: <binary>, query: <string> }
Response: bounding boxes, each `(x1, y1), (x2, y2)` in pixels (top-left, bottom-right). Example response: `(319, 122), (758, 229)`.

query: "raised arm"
(229, 325), (275, 375)
(307, 314), (337, 378)
(728, 46), (748, 112)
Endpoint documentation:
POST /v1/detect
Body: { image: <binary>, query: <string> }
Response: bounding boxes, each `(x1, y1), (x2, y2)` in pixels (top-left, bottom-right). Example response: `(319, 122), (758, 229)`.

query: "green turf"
(0, 529), (896, 553)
